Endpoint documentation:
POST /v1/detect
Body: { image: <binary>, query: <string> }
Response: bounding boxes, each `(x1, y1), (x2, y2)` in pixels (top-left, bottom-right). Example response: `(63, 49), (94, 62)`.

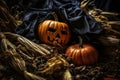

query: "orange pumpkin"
(38, 20), (71, 46)
(65, 37), (98, 66)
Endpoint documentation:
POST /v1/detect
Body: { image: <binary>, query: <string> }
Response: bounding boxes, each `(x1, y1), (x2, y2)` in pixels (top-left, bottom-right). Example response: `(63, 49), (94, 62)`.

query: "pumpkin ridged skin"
(38, 20), (71, 46)
(65, 44), (98, 66)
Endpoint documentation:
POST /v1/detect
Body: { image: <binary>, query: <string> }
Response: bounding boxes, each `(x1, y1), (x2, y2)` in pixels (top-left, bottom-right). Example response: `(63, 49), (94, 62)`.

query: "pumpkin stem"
(78, 36), (83, 48)
(51, 12), (58, 21)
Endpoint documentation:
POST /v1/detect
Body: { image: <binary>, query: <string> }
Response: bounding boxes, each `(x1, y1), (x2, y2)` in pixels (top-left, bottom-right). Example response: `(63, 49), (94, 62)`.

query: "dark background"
(6, 0), (120, 13)
(94, 0), (120, 13)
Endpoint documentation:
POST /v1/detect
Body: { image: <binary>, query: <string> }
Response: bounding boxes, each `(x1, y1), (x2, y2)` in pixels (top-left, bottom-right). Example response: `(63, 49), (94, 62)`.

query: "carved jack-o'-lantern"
(38, 20), (71, 46)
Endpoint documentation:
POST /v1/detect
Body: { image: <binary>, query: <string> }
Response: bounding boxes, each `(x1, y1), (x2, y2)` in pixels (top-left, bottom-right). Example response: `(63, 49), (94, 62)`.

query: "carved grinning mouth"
(48, 36), (62, 45)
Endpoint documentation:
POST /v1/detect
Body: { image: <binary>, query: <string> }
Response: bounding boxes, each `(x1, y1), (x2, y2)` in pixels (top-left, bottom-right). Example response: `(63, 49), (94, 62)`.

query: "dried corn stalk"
(38, 49), (69, 75)
(0, 32), (46, 80)
(81, 0), (120, 35)
(0, 0), (17, 32)
(80, 0), (120, 46)
(0, 32), (72, 80)
(98, 36), (120, 46)
(4, 32), (52, 57)
(39, 55), (69, 75)
(0, 32), (57, 80)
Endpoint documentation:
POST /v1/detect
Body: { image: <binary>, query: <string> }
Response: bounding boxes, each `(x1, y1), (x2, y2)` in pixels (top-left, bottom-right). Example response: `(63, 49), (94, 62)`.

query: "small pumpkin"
(65, 36), (98, 66)
(38, 12), (71, 46)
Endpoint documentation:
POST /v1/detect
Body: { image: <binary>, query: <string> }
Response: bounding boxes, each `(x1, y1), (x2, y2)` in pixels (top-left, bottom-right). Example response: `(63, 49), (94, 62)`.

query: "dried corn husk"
(24, 71), (46, 80)
(80, 0), (120, 36)
(63, 69), (73, 80)
(0, 0), (17, 32)
(4, 32), (51, 56)
(39, 51), (69, 75)
(100, 11), (119, 16)
(39, 44), (53, 51)
(99, 36), (120, 46)
(0, 33), (46, 80)
(107, 21), (120, 25)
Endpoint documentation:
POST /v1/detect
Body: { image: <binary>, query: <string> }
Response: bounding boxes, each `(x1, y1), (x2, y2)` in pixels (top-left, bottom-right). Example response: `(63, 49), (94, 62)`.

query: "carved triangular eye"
(48, 28), (56, 32)
(61, 31), (67, 35)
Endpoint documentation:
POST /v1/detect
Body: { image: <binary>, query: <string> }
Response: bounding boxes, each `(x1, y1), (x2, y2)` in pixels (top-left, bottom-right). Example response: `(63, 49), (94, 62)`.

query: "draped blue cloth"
(7, 0), (103, 42)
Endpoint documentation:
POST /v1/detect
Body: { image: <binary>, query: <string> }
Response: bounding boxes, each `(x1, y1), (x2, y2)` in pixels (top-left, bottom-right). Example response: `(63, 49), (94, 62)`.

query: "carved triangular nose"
(56, 34), (60, 38)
